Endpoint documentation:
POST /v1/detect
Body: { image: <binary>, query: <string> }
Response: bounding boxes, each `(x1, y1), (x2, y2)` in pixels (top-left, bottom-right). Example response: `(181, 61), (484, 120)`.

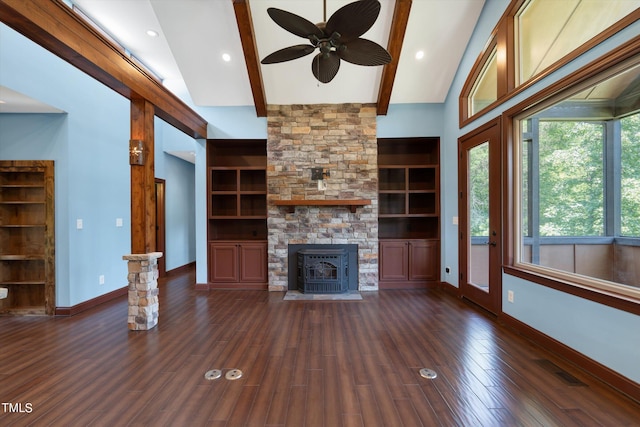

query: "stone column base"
(123, 252), (163, 331)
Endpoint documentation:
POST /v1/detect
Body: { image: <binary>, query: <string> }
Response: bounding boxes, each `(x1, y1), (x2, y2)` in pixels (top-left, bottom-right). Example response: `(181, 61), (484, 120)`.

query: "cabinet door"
(379, 241), (408, 281)
(239, 243), (267, 283)
(209, 243), (238, 282)
(409, 240), (438, 281)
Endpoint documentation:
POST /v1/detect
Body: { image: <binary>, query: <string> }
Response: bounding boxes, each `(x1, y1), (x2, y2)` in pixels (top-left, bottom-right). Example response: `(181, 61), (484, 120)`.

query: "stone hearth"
(267, 104), (378, 291)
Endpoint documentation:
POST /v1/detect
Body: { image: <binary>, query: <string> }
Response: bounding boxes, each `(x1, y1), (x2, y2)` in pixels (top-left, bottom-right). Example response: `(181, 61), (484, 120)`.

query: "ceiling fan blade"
(267, 8), (324, 40)
(338, 38), (391, 66)
(261, 45), (316, 64)
(325, 0), (381, 42)
(312, 52), (341, 83)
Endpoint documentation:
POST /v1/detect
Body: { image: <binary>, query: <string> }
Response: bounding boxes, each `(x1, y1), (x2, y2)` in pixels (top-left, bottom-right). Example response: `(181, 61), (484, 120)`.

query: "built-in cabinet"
(378, 138), (440, 288)
(0, 161), (55, 315)
(207, 140), (267, 289)
(209, 242), (267, 284)
(379, 240), (438, 282)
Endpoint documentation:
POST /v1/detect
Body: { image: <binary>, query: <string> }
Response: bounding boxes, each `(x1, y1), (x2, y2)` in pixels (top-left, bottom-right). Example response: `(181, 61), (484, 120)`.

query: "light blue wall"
(164, 154), (196, 269)
(0, 23), (130, 307)
(441, 0), (640, 383)
(204, 106), (268, 139)
(154, 118), (198, 271)
(377, 103), (443, 138)
(0, 114), (72, 305)
(1, 23), (200, 306)
(503, 275), (640, 383)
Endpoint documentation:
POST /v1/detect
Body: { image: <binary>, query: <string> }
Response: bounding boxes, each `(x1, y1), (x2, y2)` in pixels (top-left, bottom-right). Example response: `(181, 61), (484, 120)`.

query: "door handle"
(486, 241), (497, 247)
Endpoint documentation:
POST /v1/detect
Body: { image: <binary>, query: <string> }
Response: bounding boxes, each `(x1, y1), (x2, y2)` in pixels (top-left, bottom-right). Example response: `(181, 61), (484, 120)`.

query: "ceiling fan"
(260, 0), (392, 83)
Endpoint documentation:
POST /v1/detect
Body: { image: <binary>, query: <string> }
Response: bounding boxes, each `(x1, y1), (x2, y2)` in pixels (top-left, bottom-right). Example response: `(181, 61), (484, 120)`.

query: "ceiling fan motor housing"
(261, 0), (391, 83)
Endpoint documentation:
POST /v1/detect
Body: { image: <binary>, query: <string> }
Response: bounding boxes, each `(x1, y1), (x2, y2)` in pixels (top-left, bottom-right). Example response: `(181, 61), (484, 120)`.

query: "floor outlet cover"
(225, 369), (243, 380)
(419, 368), (437, 379)
(204, 369), (222, 380)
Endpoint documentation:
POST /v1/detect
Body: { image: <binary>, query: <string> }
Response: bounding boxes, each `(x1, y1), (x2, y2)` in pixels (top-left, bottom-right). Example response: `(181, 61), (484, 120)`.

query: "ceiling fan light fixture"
(261, 0), (391, 84)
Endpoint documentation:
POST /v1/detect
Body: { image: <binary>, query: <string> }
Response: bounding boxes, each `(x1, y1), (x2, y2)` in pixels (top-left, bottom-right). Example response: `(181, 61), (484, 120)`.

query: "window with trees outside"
(513, 59), (640, 298)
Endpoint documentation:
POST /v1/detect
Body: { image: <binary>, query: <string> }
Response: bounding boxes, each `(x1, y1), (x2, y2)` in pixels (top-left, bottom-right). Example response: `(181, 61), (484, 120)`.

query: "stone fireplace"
(267, 103), (378, 291)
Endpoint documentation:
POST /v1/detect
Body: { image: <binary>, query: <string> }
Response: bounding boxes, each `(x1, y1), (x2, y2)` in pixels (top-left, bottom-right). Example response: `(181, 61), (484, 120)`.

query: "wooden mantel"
(273, 199), (371, 213)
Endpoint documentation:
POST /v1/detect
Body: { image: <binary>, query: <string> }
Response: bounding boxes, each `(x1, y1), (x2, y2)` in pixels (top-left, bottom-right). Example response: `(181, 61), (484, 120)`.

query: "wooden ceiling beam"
(233, 0), (267, 118)
(0, 0), (208, 139)
(377, 0), (412, 116)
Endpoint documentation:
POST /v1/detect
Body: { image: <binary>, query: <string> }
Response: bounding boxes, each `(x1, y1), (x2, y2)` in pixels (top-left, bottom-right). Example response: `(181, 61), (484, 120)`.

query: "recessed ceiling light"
(222, 53), (231, 62)
(146, 29), (158, 37)
(415, 50), (425, 60)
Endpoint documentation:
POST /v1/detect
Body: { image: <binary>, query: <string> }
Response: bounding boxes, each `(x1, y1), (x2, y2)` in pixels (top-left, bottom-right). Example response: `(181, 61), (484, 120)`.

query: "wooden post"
(130, 98), (156, 254)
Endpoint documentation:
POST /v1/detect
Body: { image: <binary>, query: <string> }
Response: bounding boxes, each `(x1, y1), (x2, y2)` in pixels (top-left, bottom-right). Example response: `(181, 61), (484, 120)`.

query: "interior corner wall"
(154, 118), (198, 271)
(440, 0), (640, 384)
(161, 154), (196, 271)
(377, 103), (445, 138)
(189, 106), (268, 285)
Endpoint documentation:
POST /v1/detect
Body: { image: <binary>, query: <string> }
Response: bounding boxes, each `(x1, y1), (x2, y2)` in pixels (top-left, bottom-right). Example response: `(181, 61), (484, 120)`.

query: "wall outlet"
(116, 218), (123, 227)
(445, 267), (450, 274)
(507, 290), (514, 303)
(76, 219), (83, 230)
(99, 275), (105, 285)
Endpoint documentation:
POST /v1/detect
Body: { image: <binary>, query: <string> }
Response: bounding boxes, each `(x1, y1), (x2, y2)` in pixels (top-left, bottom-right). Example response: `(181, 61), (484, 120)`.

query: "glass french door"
(459, 119), (502, 314)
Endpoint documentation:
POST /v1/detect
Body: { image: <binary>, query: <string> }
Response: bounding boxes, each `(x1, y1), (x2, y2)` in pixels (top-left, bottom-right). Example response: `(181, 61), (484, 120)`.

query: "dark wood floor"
(1, 267), (639, 426)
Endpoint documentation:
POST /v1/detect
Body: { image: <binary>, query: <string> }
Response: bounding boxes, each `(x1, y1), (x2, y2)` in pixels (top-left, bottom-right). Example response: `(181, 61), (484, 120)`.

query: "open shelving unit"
(0, 160), (55, 315)
(208, 140), (268, 241)
(207, 140), (267, 288)
(378, 138), (440, 288)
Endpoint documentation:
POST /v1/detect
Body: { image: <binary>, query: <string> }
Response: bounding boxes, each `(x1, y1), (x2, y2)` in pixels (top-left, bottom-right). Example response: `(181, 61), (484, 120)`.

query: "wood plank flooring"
(1, 267), (639, 426)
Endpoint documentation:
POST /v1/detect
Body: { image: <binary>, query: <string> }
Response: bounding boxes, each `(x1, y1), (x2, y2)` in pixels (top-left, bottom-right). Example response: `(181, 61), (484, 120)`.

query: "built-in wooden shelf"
(378, 137), (440, 289)
(207, 140), (268, 289)
(273, 199), (371, 213)
(0, 160), (55, 316)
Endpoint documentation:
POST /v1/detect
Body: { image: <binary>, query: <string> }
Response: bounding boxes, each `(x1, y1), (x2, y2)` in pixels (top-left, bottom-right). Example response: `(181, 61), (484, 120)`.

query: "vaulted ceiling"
(69, 0), (485, 116)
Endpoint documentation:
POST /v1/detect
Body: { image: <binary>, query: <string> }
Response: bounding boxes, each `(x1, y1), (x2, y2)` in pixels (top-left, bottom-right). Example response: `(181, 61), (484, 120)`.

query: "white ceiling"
(67, 0), (485, 109)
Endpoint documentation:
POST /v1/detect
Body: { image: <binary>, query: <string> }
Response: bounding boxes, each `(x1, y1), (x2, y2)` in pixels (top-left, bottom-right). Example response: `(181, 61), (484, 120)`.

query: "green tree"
(538, 121), (604, 236)
(621, 113), (640, 236)
(469, 143), (489, 237)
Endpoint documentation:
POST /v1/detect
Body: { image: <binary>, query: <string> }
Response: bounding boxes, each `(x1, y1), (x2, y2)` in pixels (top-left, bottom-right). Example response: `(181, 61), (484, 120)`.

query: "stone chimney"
(266, 104), (379, 291)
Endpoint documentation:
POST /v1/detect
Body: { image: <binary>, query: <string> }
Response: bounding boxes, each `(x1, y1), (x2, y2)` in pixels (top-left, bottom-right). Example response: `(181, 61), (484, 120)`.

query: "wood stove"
(297, 249), (349, 294)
